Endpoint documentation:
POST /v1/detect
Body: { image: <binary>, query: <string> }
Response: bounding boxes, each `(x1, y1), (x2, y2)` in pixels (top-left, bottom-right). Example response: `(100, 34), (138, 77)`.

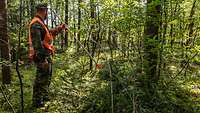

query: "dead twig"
(0, 84), (16, 113)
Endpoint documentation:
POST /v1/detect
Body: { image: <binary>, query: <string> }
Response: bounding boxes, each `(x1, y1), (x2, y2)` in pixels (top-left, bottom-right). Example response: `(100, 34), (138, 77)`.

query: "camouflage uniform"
(30, 3), (65, 108)
(30, 16), (53, 107)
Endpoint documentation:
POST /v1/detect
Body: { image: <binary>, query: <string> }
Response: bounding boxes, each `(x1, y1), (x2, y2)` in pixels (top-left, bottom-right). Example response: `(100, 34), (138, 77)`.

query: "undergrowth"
(0, 48), (199, 113)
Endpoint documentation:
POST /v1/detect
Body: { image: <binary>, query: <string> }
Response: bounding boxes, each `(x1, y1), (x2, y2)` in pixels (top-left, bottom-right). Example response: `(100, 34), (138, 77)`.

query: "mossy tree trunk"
(143, 0), (161, 97)
(0, 0), (11, 84)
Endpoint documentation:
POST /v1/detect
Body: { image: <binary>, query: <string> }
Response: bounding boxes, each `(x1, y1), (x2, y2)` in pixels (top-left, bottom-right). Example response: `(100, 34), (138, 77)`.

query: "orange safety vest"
(28, 16), (55, 60)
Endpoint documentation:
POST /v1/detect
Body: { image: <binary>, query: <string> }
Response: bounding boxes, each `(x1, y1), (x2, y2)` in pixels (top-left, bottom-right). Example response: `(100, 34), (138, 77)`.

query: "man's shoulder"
(31, 21), (43, 30)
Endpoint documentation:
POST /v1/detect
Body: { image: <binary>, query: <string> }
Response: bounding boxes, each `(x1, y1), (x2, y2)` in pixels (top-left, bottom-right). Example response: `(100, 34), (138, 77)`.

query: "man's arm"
(31, 23), (49, 61)
(49, 24), (66, 37)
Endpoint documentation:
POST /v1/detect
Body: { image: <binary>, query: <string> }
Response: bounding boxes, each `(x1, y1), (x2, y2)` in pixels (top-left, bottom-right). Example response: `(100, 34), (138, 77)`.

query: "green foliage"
(81, 60), (135, 113)
(1, 0), (200, 113)
(80, 59), (199, 113)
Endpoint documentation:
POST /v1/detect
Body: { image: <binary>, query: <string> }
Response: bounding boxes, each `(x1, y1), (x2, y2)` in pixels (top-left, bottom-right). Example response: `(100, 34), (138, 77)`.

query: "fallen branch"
(167, 52), (199, 85)
(0, 84), (16, 113)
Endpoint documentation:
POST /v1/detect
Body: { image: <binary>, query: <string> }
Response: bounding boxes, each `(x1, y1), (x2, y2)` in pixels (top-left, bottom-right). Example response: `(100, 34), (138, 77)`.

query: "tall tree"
(77, 0), (82, 51)
(0, 0), (11, 84)
(73, 0), (76, 46)
(49, 0), (54, 28)
(65, 0), (69, 47)
(30, 0), (34, 18)
(143, 0), (161, 85)
(89, 0), (96, 69)
(186, 0), (197, 46)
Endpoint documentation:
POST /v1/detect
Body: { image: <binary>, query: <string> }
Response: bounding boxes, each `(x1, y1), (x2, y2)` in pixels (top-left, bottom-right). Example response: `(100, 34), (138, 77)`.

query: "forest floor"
(0, 49), (200, 113)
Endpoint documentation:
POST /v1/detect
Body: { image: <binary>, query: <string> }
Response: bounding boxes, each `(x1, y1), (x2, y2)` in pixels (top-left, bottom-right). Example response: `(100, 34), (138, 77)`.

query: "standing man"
(29, 3), (66, 108)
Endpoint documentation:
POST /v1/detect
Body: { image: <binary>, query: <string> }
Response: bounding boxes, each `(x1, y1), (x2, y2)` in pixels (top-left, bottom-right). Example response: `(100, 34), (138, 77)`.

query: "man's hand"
(50, 23), (69, 36)
(59, 23), (68, 31)
(60, 23), (65, 29)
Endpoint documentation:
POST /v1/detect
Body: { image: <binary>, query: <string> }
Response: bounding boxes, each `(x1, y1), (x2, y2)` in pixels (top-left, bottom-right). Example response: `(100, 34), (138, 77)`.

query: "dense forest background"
(0, 0), (200, 113)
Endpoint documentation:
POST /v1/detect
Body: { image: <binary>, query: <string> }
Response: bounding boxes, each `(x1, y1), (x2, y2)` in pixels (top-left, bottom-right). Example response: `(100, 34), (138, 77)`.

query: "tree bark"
(0, 0), (11, 84)
(186, 0), (197, 46)
(73, 0), (76, 46)
(77, 0), (82, 51)
(143, 0), (161, 84)
(49, 0), (54, 28)
(30, 0), (34, 18)
(65, 0), (68, 47)
(89, 0), (96, 69)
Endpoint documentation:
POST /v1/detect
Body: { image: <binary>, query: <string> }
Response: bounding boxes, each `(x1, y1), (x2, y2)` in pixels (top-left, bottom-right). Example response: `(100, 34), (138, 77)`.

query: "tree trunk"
(89, 0), (96, 69)
(0, 0), (11, 84)
(65, 0), (68, 47)
(143, 0), (161, 85)
(77, 0), (82, 52)
(159, 0), (168, 78)
(49, 0), (54, 28)
(30, 0), (34, 18)
(73, 0), (76, 47)
(186, 0), (197, 46)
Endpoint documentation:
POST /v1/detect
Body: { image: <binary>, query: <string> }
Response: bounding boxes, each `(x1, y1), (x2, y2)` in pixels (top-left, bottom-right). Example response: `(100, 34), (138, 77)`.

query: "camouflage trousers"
(32, 57), (52, 106)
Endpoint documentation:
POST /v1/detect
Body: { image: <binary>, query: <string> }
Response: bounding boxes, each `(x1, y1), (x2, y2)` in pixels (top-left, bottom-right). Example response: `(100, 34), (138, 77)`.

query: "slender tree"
(30, 0), (34, 18)
(49, 0), (54, 28)
(0, 0), (11, 84)
(77, 0), (82, 51)
(186, 0), (197, 46)
(65, 0), (69, 47)
(89, 0), (96, 69)
(73, 0), (76, 46)
(16, 0), (24, 112)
